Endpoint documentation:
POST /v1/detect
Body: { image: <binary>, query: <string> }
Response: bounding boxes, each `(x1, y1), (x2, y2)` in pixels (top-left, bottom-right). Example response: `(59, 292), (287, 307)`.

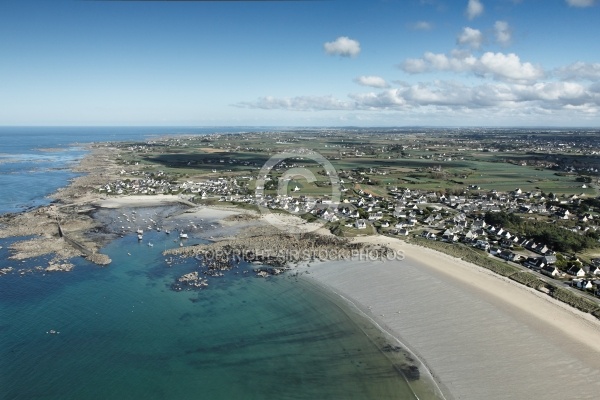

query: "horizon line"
(1, 125), (600, 129)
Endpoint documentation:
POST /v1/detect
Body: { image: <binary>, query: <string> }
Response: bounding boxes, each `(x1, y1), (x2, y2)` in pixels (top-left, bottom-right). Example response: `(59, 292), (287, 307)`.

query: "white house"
(397, 228), (409, 236)
(355, 219), (367, 229)
(541, 265), (560, 277)
(588, 265), (600, 276)
(567, 266), (586, 277)
(572, 279), (593, 290)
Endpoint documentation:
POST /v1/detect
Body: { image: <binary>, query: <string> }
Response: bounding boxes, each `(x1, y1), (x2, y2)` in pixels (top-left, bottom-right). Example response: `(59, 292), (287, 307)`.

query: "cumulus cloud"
(478, 52), (543, 82)
(354, 75), (391, 89)
(401, 58), (430, 74)
(236, 76), (600, 120)
(236, 79), (599, 114)
(457, 27), (484, 49)
(566, 0), (595, 7)
(494, 21), (512, 46)
(412, 21), (434, 30)
(324, 36), (361, 58)
(555, 62), (600, 81)
(400, 51), (544, 83)
(515, 82), (589, 104)
(466, 0), (484, 20)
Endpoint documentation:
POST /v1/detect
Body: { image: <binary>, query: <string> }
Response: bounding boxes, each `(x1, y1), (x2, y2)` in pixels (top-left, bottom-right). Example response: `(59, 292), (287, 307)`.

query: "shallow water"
(0, 127), (439, 399)
(0, 227), (428, 399)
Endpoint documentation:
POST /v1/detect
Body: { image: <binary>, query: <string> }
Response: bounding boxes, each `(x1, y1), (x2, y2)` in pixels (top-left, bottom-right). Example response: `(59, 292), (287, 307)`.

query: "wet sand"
(304, 237), (600, 400)
(4, 143), (600, 399)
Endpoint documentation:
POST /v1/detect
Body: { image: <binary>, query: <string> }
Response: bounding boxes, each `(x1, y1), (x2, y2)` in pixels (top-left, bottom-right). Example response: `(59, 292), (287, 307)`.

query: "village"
(97, 166), (600, 304)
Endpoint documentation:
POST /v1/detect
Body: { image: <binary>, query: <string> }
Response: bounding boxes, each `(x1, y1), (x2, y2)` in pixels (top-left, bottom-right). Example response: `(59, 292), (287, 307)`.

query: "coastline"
(299, 270), (453, 400)
(302, 236), (600, 399)
(3, 143), (600, 399)
(0, 144), (125, 267)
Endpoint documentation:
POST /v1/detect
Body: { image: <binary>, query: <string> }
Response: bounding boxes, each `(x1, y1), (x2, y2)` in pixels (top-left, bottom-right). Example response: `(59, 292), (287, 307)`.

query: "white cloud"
(457, 27), (484, 49)
(354, 75), (391, 88)
(478, 52), (543, 82)
(349, 90), (407, 109)
(400, 51), (544, 83)
(494, 21), (512, 46)
(236, 79), (599, 114)
(466, 0), (484, 20)
(236, 95), (353, 111)
(556, 62), (600, 81)
(323, 36), (361, 58)
(412, 21), (434, 31)
(401, 58), (429, 74)
(566, 0), (595, 7)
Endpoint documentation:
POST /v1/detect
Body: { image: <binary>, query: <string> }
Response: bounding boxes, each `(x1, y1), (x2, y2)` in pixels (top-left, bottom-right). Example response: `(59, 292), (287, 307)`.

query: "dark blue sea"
(0, 127), (431, 399)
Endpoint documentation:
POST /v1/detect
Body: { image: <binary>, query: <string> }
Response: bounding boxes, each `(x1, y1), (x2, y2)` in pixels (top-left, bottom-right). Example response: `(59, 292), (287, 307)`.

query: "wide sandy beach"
(304, 235), (600, 399)
(6, 167), (600, 399)
(90, 198), (600, 399)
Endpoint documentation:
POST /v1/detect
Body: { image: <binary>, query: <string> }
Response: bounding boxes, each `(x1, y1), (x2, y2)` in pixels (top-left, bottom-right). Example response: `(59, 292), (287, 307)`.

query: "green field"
(113, 129), (599, 199)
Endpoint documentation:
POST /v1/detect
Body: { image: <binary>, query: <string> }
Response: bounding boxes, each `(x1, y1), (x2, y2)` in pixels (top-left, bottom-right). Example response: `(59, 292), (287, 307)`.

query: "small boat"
(136, 228), (143, 235)
(179, 232), (188, 239)
(137, 234), (143, 240)
(148, 242), (154, 247)
(179, 242), (184, 247)
(165, 230), (170, 234)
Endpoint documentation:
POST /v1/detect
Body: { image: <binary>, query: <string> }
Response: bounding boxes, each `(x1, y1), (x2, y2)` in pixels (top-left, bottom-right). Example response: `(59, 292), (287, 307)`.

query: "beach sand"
(94, 194), (194, 209)
(5, 139), (600, 398)
(303, 236), (600, 399)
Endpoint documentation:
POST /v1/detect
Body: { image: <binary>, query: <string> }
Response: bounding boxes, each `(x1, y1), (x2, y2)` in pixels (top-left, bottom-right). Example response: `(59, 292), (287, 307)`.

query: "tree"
(357, 208), (368, 219)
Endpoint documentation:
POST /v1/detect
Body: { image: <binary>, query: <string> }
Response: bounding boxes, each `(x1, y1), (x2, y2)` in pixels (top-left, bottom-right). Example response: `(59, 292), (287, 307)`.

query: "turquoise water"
(0, 128), (435, 399)
(0, 228), (424, 399)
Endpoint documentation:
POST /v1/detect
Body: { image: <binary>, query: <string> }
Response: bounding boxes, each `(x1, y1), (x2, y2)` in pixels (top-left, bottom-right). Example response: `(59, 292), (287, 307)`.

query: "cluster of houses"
(99, 170), (251, 198)
(100, 157), (600, 295)
(99, 172), (178, 195)
(260, 185), (600, 295)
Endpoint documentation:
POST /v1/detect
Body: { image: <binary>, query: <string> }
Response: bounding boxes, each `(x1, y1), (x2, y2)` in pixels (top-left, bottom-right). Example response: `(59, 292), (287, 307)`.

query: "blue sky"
(1, 0), (599, 127)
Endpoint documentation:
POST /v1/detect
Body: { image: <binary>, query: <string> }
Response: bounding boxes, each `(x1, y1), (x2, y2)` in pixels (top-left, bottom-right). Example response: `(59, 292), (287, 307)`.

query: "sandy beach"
(94, 194), (193, 209)
(304, 235), (600, 400)
(3, 142), (600, 399)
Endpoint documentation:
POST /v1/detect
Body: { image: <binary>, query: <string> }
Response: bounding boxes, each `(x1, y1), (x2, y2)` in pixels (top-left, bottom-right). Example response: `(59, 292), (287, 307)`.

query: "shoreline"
(3, 143), (600, 398)
(0, 144), (125, 267)
(302, 236), (600, 399)
(300, 269), (452, 400)
(354, 235), (600, 351)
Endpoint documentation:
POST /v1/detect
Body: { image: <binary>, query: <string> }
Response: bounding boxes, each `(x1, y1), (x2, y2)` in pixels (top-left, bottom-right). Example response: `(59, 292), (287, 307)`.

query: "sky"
(1, 0), (599, 127)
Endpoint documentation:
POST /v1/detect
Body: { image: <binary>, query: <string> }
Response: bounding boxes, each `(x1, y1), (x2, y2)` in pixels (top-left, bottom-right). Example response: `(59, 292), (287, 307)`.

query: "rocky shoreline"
(0, 145), (123, 273)
(165, 224), (394, 277)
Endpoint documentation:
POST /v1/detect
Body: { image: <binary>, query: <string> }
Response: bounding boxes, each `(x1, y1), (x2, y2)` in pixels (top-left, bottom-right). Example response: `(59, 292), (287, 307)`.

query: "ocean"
(0, 127), (434, 399)
(0, 127), (263, 214)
